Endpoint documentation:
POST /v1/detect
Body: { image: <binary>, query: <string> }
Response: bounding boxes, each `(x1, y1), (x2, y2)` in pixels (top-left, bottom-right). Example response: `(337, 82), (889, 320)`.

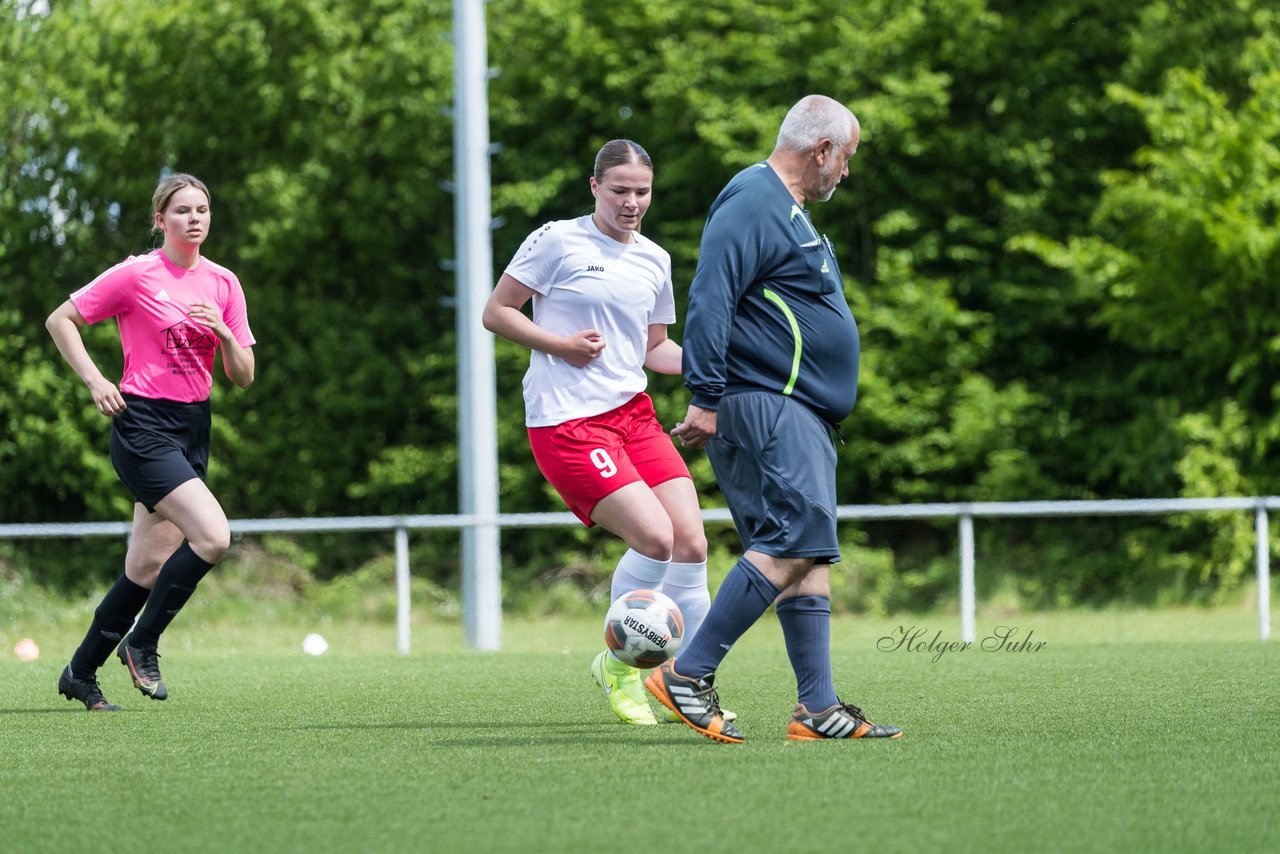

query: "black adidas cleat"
(117, 635), (167, 700)
(644, 659), (744, 744)
(58, 666), (122, 711)
(787, 699), (903, 740)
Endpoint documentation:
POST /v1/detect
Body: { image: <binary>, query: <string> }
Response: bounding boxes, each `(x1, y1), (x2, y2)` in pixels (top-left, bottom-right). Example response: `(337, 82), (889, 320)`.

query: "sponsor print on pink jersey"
(70, 250), (255, 403)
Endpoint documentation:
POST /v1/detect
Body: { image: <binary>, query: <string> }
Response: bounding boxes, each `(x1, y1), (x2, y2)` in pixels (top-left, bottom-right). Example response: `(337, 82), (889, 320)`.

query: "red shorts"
(528, 393), (691, 526)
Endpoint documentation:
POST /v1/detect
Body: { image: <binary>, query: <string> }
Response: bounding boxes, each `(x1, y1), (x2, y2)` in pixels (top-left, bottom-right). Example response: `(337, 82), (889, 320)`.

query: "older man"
(647, 95), (902, 744)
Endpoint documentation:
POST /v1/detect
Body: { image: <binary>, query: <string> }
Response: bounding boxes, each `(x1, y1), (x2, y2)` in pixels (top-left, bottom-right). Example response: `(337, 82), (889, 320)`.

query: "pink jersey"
(70, 249), (256, 403)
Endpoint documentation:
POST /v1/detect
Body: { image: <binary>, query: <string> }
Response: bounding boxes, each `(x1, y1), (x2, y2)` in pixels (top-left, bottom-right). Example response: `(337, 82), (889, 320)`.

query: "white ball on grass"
(13, 638), (40, 662)
(302, 633), (329, 656)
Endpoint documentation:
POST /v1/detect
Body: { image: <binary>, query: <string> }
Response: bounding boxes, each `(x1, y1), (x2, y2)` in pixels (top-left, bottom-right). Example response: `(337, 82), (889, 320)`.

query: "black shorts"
(109, 393), (211, 512)
(706, 391), (842, 564)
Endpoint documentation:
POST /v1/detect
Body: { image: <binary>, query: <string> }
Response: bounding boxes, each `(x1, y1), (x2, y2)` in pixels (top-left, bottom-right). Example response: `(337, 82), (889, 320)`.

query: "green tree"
(4, 0), (1276, 605)
(1015, 9), (1280, 597)
(2, 0), (460, 528)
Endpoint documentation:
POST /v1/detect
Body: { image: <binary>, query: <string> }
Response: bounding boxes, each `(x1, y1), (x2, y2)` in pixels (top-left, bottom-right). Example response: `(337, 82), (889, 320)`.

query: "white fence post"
(395, 526), (411, 655)
(1256, 506), (1271, 641)
(959, 512), (975, 643)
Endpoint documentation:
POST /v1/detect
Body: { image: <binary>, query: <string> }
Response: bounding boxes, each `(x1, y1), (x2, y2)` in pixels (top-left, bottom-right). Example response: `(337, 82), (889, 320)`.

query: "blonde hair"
(593, 139), (652, 181)
(151, 173), (210, 234)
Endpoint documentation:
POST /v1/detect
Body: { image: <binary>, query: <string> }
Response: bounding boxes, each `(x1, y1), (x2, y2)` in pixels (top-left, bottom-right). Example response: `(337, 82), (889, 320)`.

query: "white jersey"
(504, 215), (676, 426)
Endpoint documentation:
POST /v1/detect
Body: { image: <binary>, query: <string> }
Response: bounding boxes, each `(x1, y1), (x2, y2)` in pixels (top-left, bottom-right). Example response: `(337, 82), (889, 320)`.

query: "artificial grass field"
(1, 608), (1276, 853)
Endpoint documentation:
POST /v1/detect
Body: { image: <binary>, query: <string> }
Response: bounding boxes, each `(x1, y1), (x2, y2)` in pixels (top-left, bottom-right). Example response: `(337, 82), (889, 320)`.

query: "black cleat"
(644, 659), (744, 744)
(58, 666), (122, 711)
(117, 635), (167, 700)
(787, 699), (903, 740)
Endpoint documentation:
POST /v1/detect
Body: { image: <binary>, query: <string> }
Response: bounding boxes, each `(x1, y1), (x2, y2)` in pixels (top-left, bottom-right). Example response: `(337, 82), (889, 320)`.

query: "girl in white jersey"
(47, 173), (256, 710)
(483, 140), (726, 726)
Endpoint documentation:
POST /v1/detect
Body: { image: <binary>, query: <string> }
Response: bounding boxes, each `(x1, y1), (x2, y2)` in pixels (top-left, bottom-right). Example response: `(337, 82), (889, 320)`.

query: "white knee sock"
(661, 560), (711, 641)
(610, 549), (670, 601)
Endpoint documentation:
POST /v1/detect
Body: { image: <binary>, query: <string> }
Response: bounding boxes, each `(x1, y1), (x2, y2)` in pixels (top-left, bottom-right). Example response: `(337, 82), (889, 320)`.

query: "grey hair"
(774, 95), (858, 152)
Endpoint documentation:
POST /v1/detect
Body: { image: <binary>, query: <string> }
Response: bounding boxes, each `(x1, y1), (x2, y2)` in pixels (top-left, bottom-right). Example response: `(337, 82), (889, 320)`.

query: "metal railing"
(2, 497), (1273, 650)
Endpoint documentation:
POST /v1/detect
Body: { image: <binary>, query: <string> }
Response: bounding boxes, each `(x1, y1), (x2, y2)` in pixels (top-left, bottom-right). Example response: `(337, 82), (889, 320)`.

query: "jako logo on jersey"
(586, 265), (605, 273)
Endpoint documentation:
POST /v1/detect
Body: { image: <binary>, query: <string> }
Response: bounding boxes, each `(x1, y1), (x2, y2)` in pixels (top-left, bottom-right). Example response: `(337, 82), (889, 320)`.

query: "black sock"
(776, 594), (839, 711)
(129, 543), (215, 648)
(69, 574), (151, 675)
(673, 557), (781, 678)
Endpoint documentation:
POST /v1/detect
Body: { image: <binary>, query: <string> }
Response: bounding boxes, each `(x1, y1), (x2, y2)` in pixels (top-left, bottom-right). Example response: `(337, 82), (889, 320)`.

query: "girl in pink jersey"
(483, 140), (728, 726)
(46, 173), (256, 710)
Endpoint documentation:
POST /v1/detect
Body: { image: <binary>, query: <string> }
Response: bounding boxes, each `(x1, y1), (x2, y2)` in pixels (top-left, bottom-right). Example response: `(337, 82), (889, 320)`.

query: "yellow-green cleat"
(591, 651), (657, 725)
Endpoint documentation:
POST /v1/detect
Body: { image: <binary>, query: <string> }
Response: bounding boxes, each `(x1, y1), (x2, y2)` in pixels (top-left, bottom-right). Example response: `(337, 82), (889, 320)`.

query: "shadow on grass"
(0, 707), (105, 715)
(280, 721), (709, 746)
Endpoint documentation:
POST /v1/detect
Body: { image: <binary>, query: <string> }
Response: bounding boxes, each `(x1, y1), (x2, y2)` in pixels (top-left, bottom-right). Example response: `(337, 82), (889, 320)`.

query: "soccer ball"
(603, 589), (684, 669)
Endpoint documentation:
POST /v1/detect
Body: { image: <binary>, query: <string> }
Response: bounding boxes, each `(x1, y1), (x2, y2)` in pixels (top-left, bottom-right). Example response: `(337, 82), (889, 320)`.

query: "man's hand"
(671, 404), (716, 448)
